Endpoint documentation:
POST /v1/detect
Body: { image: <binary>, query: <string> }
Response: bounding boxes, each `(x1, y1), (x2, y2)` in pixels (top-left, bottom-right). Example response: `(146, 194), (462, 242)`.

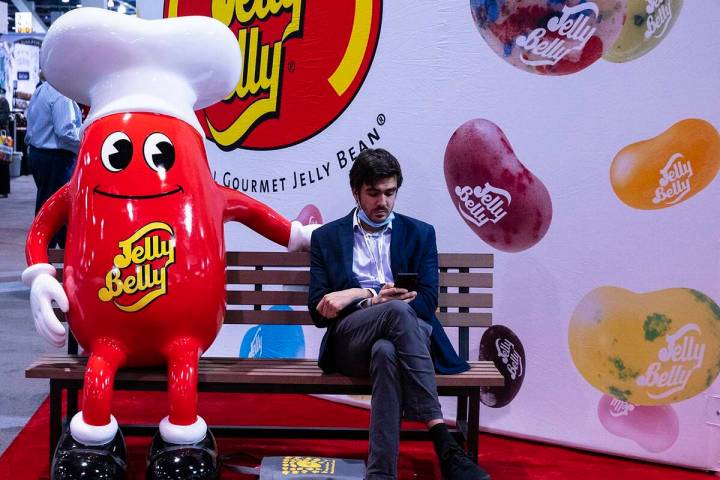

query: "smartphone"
(394, 273), (418, 291)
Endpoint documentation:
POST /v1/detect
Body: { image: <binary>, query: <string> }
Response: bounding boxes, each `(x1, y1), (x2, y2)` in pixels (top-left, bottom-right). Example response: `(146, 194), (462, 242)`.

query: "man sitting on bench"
(308, 148), (491, 480)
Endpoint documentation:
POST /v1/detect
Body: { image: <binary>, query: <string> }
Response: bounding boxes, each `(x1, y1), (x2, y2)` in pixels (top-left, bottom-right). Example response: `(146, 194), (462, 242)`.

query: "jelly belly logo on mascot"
(98, 222), (176, 312)
(164, 0), (382, 150)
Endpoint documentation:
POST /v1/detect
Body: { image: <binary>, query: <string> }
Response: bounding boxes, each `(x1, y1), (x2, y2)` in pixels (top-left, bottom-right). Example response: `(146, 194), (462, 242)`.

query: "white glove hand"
(287, 220), (321, 252)
(22, 263), (68, 348)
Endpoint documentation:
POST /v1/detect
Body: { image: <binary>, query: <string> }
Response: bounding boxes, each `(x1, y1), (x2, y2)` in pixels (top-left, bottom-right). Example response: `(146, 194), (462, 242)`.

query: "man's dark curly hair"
(349, 148), (403, 193)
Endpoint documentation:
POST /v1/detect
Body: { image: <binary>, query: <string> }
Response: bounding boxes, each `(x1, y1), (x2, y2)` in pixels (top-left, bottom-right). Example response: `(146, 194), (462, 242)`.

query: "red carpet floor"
(0, 391), (715, 479)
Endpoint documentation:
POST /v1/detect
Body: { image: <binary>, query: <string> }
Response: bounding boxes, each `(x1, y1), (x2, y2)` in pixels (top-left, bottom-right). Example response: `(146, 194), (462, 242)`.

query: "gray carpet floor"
(0, 174), (56, 455)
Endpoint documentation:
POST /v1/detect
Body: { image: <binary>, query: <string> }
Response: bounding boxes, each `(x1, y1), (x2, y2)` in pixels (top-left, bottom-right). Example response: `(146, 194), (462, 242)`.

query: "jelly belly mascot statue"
(23, 8), (317, 480)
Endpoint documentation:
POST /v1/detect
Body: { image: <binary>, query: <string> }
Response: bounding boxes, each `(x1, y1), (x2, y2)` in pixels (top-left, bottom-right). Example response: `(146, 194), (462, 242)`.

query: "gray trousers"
(330, 300), (443, 479)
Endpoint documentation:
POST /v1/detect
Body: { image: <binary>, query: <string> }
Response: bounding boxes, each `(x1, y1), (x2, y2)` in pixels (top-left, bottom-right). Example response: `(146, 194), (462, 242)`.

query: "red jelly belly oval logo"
(164, 0), (383, 151)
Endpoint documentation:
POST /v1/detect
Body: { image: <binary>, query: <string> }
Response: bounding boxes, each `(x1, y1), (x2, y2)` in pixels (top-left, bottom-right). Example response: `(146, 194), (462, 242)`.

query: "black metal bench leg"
(467, 388), (480, 463)
(455, 394), (469, 442)
(49, 381), (62, 466)
(67, 387), (79, 419)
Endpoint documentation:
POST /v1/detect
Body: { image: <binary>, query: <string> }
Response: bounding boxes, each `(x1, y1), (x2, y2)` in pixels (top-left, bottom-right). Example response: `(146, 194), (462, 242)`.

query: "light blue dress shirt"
(352, 208), (394, 292)
(26, 82), (82, 154)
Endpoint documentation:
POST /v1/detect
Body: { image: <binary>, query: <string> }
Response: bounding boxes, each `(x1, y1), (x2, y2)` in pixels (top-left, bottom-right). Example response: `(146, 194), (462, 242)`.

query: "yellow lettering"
(161, 239), (175, 264)
(114, 244), (133, 270)
(124, 274), (137, 294)
(131, 245), (144, 264)
(212, 0), (303, 27)
(98, 269), (123, 302)
(206, 0), (304, 147)
(231, 27), (280, 99)
(210, 32), (283, 146)
(212, 0), (235, 26)
(281, 0), (303, 41)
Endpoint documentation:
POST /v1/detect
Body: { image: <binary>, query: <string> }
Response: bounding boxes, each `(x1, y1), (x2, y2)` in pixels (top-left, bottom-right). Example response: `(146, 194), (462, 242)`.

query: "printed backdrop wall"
(140, 0), (720, 470)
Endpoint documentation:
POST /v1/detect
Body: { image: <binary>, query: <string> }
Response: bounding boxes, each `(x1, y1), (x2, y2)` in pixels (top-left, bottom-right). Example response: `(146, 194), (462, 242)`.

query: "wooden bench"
(26, 250), (502, 464)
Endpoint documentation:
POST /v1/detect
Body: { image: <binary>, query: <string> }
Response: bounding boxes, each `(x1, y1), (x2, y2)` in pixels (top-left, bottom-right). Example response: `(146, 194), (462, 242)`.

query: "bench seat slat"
(26, 355), (503, 371)
(26, 355), (504, 387)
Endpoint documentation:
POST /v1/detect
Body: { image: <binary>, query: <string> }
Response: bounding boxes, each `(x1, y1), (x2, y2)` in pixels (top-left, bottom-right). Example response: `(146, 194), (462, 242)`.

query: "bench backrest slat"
(49, 250), (493, 329)
(51, 309), (493, 328)
(225, 252), (494, 269)
(226, 291), (492, 309)
(225, 270), (492, 288)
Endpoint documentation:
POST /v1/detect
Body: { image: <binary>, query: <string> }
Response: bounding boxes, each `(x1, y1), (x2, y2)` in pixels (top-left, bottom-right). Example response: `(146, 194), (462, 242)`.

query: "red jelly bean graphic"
(444, 119), (552, 252)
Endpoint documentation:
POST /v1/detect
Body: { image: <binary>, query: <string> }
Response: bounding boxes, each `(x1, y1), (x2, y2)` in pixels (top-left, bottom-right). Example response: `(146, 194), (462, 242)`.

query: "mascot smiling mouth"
(93, 186), (184, 200)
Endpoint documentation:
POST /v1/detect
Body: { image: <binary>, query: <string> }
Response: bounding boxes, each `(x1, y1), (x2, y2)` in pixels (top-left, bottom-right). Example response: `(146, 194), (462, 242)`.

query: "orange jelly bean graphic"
(610, 119), (720, 209)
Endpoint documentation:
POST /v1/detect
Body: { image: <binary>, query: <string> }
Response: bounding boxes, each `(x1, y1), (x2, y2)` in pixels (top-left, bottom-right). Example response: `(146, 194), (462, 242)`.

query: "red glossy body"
(27, 112), (292, 425)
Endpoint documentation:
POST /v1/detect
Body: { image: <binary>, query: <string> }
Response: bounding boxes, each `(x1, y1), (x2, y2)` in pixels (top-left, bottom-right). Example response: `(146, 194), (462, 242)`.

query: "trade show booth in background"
(40, 0), (719, 473)
(0, 32), (42, 176)
(0, 33), (41, 109)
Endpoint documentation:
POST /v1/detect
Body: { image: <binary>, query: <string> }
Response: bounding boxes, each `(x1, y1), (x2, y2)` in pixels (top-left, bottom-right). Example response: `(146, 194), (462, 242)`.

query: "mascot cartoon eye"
(143, 133), (175, 173)
(101, 132), (133, 172)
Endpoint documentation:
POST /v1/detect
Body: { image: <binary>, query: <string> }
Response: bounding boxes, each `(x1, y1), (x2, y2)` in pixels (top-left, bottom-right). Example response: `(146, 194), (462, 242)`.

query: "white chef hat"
(40, 8), (241, 136)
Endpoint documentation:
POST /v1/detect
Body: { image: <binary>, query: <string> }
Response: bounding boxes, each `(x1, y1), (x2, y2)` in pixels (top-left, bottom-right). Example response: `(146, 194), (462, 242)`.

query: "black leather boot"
(439, 442), (491, 480)
(146, 428), (220, 480)
(51, 425), (127, 480)
(430, 423), (491, 480)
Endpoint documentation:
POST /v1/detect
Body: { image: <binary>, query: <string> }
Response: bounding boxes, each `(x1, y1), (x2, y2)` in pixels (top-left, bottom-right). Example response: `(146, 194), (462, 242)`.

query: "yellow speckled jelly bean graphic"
(569, 287), (720, 405)
(610, 119), (720, 210)
(604, 0), (683, 63)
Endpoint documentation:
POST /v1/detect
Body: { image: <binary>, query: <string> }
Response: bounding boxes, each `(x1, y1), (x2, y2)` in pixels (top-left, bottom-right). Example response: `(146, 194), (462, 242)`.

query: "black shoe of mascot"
(51, 426), (127, 480)
(146, 428), (220, 480)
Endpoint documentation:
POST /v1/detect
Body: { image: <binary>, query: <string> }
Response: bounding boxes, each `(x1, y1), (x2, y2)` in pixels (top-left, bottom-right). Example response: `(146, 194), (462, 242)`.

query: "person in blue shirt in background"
(26, 71), (81, 247)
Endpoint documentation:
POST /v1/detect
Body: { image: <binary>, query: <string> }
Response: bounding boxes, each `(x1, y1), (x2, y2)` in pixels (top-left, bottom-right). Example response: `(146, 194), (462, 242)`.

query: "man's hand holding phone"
(371, 275), (418, 306)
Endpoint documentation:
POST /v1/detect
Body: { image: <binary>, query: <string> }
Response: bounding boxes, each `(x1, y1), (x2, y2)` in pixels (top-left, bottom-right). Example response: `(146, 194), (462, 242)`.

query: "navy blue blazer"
(308, 210), (470, 375)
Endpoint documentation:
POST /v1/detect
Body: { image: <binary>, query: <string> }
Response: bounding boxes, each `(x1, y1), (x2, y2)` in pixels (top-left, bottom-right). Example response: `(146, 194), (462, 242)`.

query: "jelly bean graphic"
(479, 325), (526, 408)
(597, 395), (679, 452)
(295, 204), (323, 226)
(444, 119), (552, 253)
(569, 286), (720, 405)
(469, 0), (624, 75)
(611, 119), (720, 210)
(239, 305), (306, 359)
(604, 0), (683, 63)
